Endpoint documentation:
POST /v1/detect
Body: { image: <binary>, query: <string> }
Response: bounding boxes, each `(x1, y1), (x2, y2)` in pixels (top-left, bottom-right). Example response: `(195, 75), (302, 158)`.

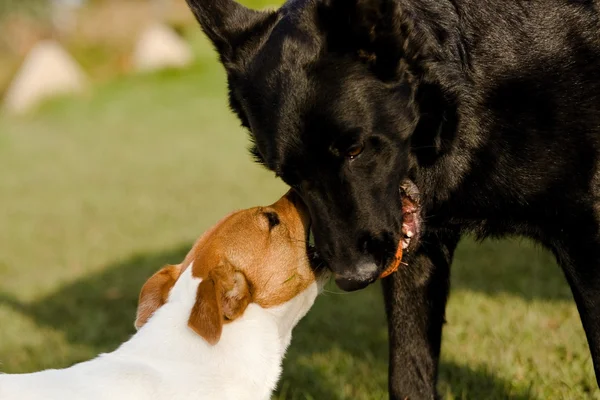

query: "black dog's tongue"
(400, 180), (421, 251)
(379, 180), (422, 278)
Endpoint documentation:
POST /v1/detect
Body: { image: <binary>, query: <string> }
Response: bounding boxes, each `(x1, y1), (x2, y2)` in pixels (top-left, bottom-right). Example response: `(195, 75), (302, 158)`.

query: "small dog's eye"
(346, 144), (364, 159)
(264, 212), (280, 229)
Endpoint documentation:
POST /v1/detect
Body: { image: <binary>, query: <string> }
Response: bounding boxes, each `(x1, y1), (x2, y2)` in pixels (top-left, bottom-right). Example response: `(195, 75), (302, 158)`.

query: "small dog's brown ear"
(187, 277), (223, 345)
(135, 264), (182, 330)
(187, 263), (251, 345)
(220, 270), (251, 321)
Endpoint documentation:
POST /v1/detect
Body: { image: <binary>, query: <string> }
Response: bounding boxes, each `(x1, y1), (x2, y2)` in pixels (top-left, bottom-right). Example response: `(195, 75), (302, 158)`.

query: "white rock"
(132, 23), (193, 72)
(2, 40), (88, 114)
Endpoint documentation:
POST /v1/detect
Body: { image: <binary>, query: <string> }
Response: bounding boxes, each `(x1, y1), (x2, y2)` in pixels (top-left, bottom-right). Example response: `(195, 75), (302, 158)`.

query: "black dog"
(185, 0), (600, 398)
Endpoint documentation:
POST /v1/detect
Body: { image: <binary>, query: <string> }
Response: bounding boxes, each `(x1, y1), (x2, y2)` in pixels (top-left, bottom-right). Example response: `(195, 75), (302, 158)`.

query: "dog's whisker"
(322, 289), (352, 296)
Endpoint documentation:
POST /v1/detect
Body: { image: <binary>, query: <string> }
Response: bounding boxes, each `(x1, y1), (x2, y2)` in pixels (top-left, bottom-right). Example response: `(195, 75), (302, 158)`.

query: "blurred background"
(0, 0), (598, 398)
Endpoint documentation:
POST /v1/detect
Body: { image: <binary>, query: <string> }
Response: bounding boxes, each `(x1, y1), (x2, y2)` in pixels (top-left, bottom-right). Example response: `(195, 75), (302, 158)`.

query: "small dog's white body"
(0, 266), (319, 400)
(0, 191), (324, 400)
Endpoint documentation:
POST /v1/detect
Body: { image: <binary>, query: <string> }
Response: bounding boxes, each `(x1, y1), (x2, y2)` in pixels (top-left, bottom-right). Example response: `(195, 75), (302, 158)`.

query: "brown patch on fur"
(188, 262), (251, 344)
(136, 190), (318, 344)
(135, 264), (182, 329)
(188, 275), (222, 345)
(185, 190), (317, 310)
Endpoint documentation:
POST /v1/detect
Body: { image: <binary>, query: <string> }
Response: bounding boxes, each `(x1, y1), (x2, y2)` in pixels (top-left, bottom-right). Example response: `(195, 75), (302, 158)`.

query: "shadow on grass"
(452, 237), (573, 301)
(275, 280), (537, 400)
(0, 240), (546, 399)
(0, 245), (191, 352)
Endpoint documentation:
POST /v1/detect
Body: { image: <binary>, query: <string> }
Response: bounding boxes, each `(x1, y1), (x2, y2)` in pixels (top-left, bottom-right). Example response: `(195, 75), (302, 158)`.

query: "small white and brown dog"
(0, 190), (328, 400)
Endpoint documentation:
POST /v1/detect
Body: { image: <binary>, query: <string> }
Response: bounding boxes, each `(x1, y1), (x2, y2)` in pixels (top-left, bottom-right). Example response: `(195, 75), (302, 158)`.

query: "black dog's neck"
(406, 0), (600, 239)
(395, 0), (472, 91)
(395, 0), (481, 221)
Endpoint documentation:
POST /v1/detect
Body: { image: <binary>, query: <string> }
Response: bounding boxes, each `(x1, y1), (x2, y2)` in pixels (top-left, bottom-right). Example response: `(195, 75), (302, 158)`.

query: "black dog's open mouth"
(400, 180), (422, 253)
(303, 180), (421, 275)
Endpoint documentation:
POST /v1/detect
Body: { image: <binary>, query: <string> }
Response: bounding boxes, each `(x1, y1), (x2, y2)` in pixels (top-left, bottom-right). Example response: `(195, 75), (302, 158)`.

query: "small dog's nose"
(334, 260), (380, 292)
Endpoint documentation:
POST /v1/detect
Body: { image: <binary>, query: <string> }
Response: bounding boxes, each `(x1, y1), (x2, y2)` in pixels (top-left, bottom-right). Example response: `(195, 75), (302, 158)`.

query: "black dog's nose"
(335, 276), (374, 291)
(334, 260), (380, 292)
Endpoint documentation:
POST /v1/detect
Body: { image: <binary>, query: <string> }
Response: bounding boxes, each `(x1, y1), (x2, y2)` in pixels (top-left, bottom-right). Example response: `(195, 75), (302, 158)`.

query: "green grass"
(0, 31), (598, 400)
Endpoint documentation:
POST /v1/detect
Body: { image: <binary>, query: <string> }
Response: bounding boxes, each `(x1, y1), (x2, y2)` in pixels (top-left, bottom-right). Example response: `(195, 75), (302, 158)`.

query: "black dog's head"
(186, 0), (457, 290)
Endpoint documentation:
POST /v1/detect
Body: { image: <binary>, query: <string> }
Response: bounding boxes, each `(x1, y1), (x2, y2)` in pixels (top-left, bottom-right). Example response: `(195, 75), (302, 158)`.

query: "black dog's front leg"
(382, 229), (460, 400)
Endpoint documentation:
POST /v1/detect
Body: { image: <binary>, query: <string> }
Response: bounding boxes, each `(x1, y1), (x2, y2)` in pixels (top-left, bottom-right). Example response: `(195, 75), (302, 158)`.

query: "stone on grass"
(3, 40), (88, 114)
(132, 23), (193, 72)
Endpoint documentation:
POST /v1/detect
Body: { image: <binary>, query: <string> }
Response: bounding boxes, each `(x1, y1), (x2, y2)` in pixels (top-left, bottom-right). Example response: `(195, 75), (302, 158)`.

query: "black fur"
(185, 0), (600, 398)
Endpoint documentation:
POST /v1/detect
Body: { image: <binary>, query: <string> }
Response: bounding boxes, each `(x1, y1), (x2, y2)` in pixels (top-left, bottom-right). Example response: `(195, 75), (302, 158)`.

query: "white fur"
(0, 264), (323, 400)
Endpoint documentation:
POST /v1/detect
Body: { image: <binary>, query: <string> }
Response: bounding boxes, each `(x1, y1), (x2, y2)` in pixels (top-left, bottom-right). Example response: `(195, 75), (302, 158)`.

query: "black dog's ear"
(185, 0), (278, 68)
(317, 0), (406, 80)
(319, 0), (461, 162)
(411, 83), (459, 166)
(317, 0), (434, 81)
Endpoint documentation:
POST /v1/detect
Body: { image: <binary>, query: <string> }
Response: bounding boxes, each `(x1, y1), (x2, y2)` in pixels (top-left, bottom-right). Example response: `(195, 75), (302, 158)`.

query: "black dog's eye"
(263, 212), (280, 229)
(346, 144), (364, 159)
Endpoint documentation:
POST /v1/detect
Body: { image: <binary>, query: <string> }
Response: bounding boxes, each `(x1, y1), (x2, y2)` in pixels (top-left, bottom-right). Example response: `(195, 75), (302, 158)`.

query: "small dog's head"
(184, 0), (455, 290)
(135, 190), (327, 345)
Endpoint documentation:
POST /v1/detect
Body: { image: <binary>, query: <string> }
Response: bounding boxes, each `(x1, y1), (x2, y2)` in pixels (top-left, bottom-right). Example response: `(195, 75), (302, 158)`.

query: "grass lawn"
(0, 26), (598, 400)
